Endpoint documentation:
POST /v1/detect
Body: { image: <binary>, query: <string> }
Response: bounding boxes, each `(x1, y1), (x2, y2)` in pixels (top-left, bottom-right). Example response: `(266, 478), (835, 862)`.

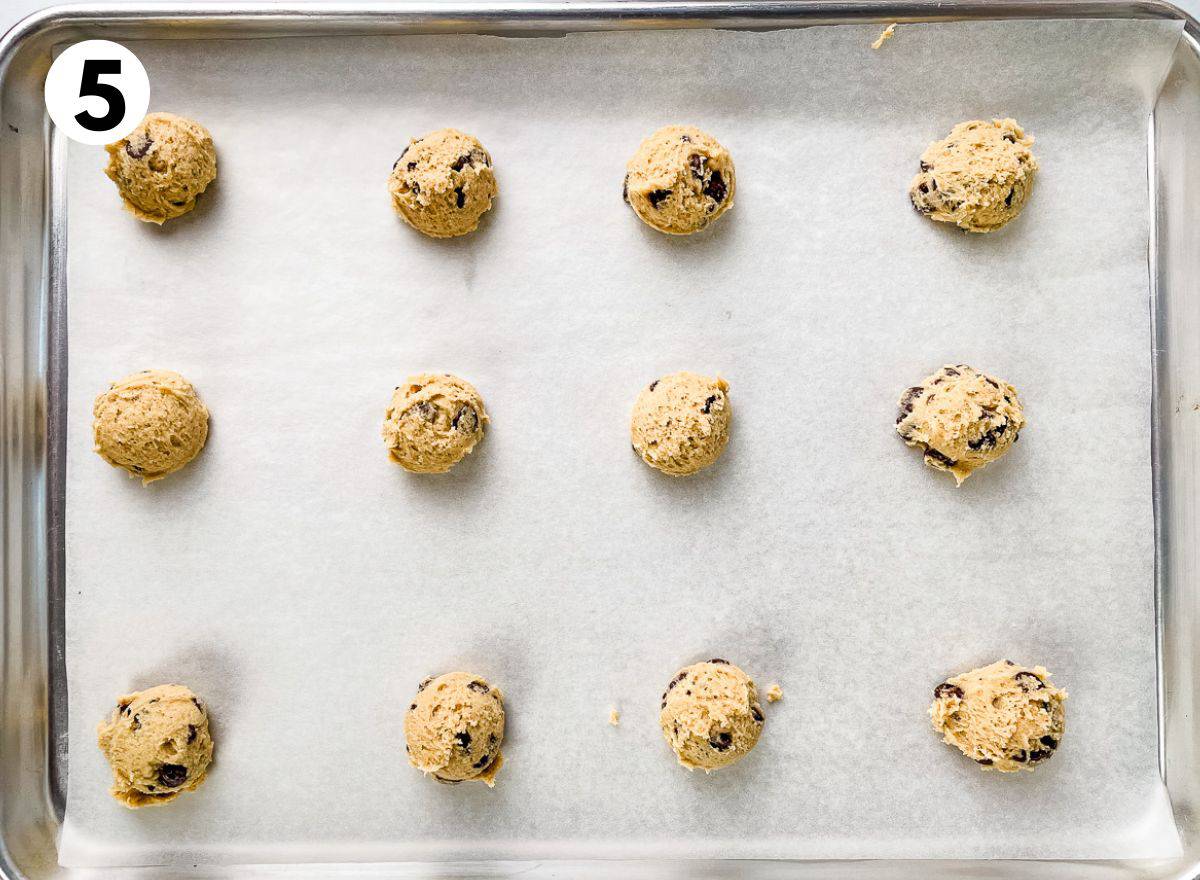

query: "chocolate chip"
(411, 181), (421, 196)
(452, 406), (478, 433)
(622, 174), (630, 203)
(192, 698), (204, 712)
(407, 161), (417, 172)
(1040, 735), (1058, 749)
(661, 699), (667, 709)
(120, 701), (131, 714)
(1027, 749), (1053, 763)
(680, 134), (691, 142)
(703, 170), (727, 203)
(417, 676), (433, 692)
(976, 758), (993, 765)
(409, 703), (417, 711)
(968, 420), (1009, 451)
(1005, 188), (1015, 208)
(398, 144), (410, 162)
(169, 200), (186, 207)
(433, 775), (462, 785)
(897, 386), (925, 420)
(911, 194), (934, 215)
(667, 672), (686, 691)
(157, 764), (188, 788)
(647, 189), (671, 208)
(454, 187), (466, 209)
(918, 182), (930, 194)
(934, 683), (964, 700)
(1014, 750), (1029, 763)
(455, 732), (472, 750)
(473, 754), (493, 770)
(467, 680), (490, 694)
(924, 448), (957, 468)
(124, 134), (152, 159)
(450, 154), (472, 172)
(1014, 671), (1045, 691)
(187, 725), (197, 744)
(689, 154), (706, 180)
(1003, 133), (1016, 143)
(489, 733), (498, 746)
(130, 715), (141, 731)
(709, 731), (733, 752)
(649, 380), (659, 392)
(919, 160), (931, 172)
(751, 705), (764, 723)
(413, 402), (437, 422)
(708, 658), (729, 665)
(942, 367), (960, 377)
(1004, 659), (1015, 665)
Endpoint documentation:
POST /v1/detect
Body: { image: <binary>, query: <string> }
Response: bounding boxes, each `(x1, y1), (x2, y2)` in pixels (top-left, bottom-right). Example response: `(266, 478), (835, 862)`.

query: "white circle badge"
(44, 40), (149, 145)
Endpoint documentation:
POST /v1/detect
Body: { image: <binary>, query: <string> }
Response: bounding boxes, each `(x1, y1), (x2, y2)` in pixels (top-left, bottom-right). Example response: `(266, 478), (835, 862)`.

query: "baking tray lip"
(3, 1), (1199, 878)
(2, 0), (1200, 60)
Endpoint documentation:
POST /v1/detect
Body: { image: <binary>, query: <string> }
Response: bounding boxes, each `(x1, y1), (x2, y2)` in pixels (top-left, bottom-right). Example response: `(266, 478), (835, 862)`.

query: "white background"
(54, 16), (1184, 867)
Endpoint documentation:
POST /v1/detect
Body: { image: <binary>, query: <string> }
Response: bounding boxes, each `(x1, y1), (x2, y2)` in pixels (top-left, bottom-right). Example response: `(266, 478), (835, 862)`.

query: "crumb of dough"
(872, 24), (896, 50)
(608, 707), (620, 726)
(766, 684), (784, 703)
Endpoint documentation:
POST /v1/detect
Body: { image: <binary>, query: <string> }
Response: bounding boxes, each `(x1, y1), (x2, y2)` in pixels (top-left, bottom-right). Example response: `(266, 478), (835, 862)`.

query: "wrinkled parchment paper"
(60, 18), (1184, 866)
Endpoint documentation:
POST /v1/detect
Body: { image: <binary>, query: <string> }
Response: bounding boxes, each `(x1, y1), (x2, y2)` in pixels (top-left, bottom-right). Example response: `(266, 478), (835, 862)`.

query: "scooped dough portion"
(382, 373), (488, 474)
(631, 371), (730, 476)
(104, 112), (216, 224)
(624, 125), (735, 235)
(660, 659), (764, 772)
(909, 118), (1037, 233)
(930, 660), (1066, 772)
(93, 369), (209, 484)
(388, 128), (497, 238)
(895, 364), (1024, 485)
(96, 684), (214, 808)
(404, 672), (505, 786)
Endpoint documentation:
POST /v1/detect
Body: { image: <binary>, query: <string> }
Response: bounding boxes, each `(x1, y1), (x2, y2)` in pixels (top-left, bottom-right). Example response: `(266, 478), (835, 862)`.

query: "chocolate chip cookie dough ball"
(631, 371), (730, 476)
(388, 128), (497, 238)
(96, 684), (214, 808)
(93, 369), (209, 484)
(895, 364), (1025, 485)
(931, 660), (1066, 772)
(660, 659), (764, 772)
(104, 112), (216, 224)
(624, 125), (734, 235)
(909, 118), (1038, 233)
(404, 672), (505, 786)
(382, 373), (488, 474)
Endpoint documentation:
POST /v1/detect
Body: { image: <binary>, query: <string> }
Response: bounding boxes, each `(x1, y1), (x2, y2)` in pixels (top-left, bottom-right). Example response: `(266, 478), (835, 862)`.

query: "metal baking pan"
(3, 0), (1200, 876)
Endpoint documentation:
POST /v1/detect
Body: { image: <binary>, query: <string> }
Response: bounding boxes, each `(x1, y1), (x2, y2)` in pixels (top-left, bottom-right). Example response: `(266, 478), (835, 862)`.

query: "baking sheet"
(59, 18), (1184, 866)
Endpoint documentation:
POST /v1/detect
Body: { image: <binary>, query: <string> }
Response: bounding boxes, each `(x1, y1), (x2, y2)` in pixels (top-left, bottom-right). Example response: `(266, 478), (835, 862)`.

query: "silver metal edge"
(1, 2), (1199, 878)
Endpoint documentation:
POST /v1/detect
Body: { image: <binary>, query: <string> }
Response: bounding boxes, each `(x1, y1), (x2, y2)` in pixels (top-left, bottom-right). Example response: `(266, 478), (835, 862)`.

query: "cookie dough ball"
(930, 660), (1066, 772)
(104, 112), (216, 224)
(404, 672), (505, 786)
(895, 364), (1025, 485)
(96, 684), (214, 808)
(909, 118), (1038, 233)
(631, 371), (730, 476)
(660, 659), (764, 772)
(93, 369), (209, 484)
(388, 129), (497, 238)
(623, 125), (735, 235)
(382, 373), (488, 474)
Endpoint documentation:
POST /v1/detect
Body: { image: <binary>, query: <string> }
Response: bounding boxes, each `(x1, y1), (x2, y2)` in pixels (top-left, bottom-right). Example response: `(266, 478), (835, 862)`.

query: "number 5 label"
(44, 40), (149, 145)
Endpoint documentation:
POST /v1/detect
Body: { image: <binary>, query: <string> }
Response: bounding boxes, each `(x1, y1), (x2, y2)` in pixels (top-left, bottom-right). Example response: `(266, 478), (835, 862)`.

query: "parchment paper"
(59, 18), (1184, 866)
